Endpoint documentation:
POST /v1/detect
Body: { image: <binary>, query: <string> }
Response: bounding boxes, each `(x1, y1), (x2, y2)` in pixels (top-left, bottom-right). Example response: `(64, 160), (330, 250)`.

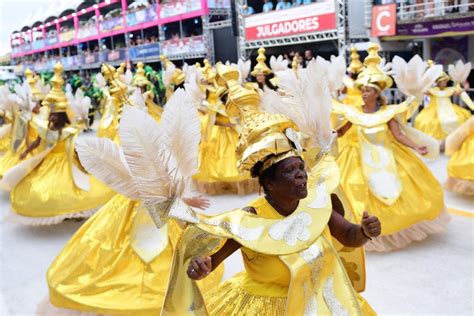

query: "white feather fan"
(11, 82), (35, 112)
(67, 88), (91, 123)
(95, 73), (107, 89)
(314, 55), (346, 97)
(36, 80), (50, 96)
(121, 69), (134, 86)
(233, 59), (251, 83)
(129, 88), (147, 111)
(0, 85), (15, 112)
(448, 60), (472, 84)
(159, 88), (201, 180)
(391, 55), (443, 99)
(270, 55), (288, 72)
(184, 73), (205, 108)
(163, 62), (176, 87)
(75, 137), (139, 198)
(267, 59), (334, 148)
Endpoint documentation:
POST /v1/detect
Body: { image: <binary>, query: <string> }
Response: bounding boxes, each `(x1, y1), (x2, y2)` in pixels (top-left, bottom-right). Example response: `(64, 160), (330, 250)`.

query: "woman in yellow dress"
(96, 65), (122, 141)
(39, 89), (223, 315)
(444, 116), (474, 195)
(160, 69), (378, 315)
(192, 64), (258, 195)
(334, 45), (449, 252)
(414, 71), (472, 141)
(0, 86), (16, 154)
(133, 62), (163, 122)
(7, 63), (115, 225)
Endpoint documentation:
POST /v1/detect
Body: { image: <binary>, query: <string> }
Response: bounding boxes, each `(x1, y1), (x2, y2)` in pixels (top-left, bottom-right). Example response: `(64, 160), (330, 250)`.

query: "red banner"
(244, 2), (336, 41)
(371, 4), (396, 37)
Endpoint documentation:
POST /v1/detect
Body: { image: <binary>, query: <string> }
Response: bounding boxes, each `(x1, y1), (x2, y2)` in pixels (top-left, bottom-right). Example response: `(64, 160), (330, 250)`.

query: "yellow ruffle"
(47, 194), (223, 315)
(414, 101), (471, 140)
(336, 127), (444, 236)
(446, 134), (474, 195)
(205, 272), (288, 316)
(10, 141), (115, 219)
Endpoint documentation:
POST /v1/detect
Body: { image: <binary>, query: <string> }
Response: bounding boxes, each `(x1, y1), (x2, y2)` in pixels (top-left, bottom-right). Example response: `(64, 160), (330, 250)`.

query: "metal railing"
(398, 1), (472, 21)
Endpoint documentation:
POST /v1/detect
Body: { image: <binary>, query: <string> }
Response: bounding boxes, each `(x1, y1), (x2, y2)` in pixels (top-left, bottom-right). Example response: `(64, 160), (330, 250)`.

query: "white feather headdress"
(390, 55), (443, 99)
(263, 58), (334, 149)
(448, 60), (471, 84)
(231, 59), (251, 84)
(270, 55), (288, 72)
(10, 82), (35, 112)
(66, 87), (91, 124)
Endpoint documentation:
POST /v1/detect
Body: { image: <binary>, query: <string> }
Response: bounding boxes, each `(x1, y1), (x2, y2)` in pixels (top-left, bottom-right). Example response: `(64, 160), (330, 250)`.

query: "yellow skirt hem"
(7, 207), (99, 226)
(365, 209), (450, 252)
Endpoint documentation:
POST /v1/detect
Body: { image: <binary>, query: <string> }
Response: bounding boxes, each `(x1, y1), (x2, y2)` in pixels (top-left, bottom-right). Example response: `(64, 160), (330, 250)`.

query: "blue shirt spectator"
(303, 0), (313, 4)
(262, 0), (274, 12)
(276, 1), (291, 10)
(243, 5), (255, 15)
(292, 0), (303, 6)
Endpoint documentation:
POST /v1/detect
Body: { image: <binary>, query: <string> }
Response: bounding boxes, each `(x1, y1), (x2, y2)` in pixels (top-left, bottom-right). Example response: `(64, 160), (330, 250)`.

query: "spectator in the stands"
(262, 0), (274, 12)
(304, 49), (313, 67)
(276, 0), (291, 10)
(243, 4), (255, 15)
(303, 0), (313, 4)
(292, 0), (303, 6)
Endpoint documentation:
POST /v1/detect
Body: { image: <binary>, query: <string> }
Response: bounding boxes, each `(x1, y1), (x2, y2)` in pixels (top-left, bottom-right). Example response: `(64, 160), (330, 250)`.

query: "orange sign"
(371, 4), (397, 37)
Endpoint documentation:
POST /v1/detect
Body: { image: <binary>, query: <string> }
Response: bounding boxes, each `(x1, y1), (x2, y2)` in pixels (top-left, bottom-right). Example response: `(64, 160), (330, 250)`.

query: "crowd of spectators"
(244, 0), (323, 15)
(130, 35), (159, 46)
(373, 0), (474, 19)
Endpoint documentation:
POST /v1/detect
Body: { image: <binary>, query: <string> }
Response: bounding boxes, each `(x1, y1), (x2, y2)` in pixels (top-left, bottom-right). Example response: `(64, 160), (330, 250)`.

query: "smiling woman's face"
(262, 156), (308, 201)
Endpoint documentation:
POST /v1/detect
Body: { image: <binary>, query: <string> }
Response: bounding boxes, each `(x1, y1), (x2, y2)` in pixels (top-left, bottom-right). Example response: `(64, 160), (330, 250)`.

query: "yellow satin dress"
(446, 118), (474, 195)
(0, 132), (11, 153)
(0, 119), (38, 177)
(205, 196), (375, 315)
(10, 132), (115, 221)
(337, 77), (364, 151)
(97, 96), (120, 142)
(336, 105), (446, 250)
(193, 114), (257, 195)
(414, 87), (471, 140)
(47, 194), (223, 315)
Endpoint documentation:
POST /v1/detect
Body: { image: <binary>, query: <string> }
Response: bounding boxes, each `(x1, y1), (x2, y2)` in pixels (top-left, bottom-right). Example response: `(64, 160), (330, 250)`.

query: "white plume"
(380, 57), (392, 73)
(0, 86), (15, 112)
(119, 105), (170, 202)
(163, 62), (176, 87)
(448, 60), (471, 84)
(184, 73), (205, 108)
(67, 88), (91, 123)
(160, 88), (201, 179)
(391, 55), (443, 99)
(233, 59), (251, 83)
(121, 69), (134, 86)
(11, 82), (35, 112)
(129, 88), (147, 111)
(36, 80), (50, 96)
(272, 59), (333, 148)
(314, 55), (346, 96)
(95, 73), (107, 88)
(75, 137), (139, 198)
(270, 55), (288, 72)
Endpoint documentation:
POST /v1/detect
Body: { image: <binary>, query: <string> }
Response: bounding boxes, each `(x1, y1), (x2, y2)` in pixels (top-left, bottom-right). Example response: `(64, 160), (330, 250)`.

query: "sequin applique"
(268, 212), (312, 246)
(323, 277), (348, 316)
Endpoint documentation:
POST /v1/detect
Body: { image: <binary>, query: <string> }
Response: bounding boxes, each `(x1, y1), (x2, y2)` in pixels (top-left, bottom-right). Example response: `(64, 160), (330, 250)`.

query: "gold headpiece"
(217, 63), (302, 177)
(42, 63), (70, 116)
(436, 72), (450, 83)
(117, 62), (126, 76)
(347, 46), (364, 74)
(251, 47), (272, 77)
(354, 43), (393, 91)
(160, 55), (185, 86)
(133, 62), (151, 87)
(24, 68), (44, 102)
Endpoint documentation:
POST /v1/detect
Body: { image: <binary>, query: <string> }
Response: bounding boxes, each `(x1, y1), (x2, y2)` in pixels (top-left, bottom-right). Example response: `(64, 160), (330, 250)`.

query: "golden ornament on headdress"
(354, 43), (393, 91)
(102, 63), (128, 101)
(347, 46), (363, 74)
(217, 63), (302, 176)
(160, 55), (185, 86)
(24, 68), (44, 102)
(42, 63), (70, 115)
(133, 62), (151, 88)
(116, 62), (126, 76)
(251, 47), (272, 77)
